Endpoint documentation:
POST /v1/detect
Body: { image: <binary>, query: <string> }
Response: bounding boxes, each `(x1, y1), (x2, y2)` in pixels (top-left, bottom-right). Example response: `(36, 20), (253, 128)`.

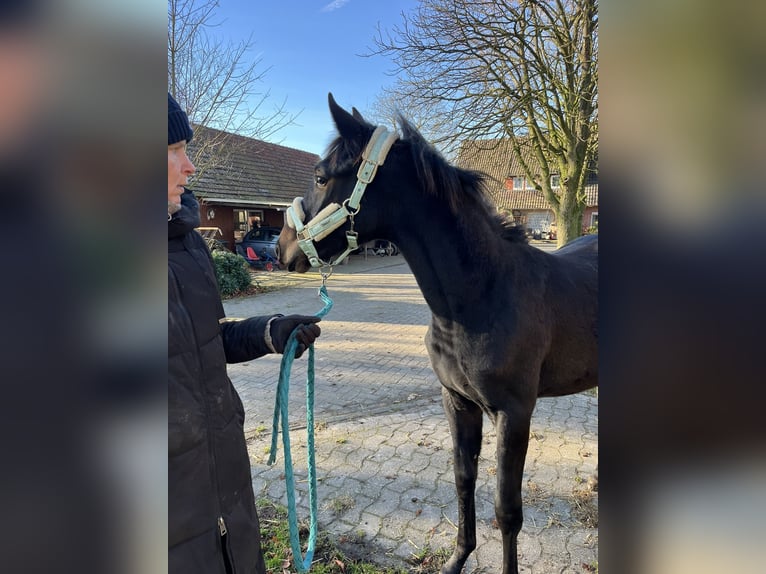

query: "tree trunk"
(555, 181), (585, 248)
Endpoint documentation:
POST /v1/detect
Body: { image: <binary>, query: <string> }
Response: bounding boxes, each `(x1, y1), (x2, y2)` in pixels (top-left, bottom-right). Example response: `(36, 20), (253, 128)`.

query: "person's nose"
(183, 152), (196, 175)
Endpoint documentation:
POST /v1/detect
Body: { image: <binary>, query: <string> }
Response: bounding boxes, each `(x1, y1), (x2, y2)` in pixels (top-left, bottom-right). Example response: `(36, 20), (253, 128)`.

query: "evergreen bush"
(212, 251), (251, 296)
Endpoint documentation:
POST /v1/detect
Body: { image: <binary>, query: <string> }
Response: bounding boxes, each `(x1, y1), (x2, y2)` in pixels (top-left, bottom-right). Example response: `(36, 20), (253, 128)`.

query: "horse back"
(551, 233), (598, 268)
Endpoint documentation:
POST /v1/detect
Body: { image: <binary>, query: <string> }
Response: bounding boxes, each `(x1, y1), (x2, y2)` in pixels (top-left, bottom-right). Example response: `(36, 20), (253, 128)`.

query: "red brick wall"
(263, 210), (286, 227)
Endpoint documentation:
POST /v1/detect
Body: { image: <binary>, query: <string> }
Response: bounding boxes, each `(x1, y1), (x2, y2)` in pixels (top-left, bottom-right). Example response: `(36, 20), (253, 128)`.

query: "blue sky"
(213, 0), (418, 155)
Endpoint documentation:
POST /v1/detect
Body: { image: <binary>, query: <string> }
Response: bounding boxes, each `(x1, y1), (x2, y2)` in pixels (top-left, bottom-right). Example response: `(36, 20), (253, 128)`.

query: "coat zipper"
(219, 515), (235, 573)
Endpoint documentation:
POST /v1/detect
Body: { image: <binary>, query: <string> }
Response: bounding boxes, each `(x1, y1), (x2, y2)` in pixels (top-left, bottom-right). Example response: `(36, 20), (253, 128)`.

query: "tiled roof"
(456, 138), (597, 211)
(186, 126), (320, 207)
(492, 184), (599, 211)
(457, 138), (533, 185)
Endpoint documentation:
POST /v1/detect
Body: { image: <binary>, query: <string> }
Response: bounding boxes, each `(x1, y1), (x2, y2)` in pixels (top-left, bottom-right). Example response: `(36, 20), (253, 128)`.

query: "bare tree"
(168, 0), (295, 181)
(371, 0), (598, 246)
(365, 90), (462, 160)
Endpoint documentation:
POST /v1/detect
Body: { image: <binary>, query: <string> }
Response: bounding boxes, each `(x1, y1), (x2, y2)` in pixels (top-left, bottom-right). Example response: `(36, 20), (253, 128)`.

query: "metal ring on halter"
(342, 197), (360, 217)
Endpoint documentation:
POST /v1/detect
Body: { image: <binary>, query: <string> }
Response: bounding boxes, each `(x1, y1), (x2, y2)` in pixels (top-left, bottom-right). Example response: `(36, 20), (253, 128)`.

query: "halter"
(286, 125), (398, 269)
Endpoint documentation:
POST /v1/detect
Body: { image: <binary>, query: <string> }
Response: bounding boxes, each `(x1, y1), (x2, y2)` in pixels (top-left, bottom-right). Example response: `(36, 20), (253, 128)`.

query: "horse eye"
(315, 175), (328, 187)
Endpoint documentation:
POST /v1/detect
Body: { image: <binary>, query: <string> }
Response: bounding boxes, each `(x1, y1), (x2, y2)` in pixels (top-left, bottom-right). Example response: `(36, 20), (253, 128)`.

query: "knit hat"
(168, 93), (194, 145)
(0, 1), (38, 26)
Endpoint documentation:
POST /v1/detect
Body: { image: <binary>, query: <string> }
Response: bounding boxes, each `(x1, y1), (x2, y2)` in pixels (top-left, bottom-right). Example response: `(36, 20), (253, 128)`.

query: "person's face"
(168, 141), (195, 206)
(0, 29), (46, 156)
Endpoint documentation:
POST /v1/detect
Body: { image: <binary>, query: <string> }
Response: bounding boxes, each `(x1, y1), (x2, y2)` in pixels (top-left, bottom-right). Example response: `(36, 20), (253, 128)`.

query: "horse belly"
(537, 337), (597, 397)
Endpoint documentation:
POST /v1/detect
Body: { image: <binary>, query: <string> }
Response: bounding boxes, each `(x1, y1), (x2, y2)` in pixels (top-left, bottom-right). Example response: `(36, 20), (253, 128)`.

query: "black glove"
(269, 315), (322, 358)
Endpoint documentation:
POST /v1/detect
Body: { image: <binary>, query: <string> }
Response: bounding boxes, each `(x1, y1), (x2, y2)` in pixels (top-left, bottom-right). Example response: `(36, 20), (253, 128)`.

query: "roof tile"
(186, 126), (320, 206)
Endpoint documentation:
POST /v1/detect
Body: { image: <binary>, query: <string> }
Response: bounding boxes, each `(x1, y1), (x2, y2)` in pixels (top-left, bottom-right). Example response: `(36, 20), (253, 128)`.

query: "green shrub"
(212, 251), (251, 296)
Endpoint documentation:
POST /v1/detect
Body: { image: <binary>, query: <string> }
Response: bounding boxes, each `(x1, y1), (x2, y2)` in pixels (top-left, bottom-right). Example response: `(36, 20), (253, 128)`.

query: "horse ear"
(351, 107), (366, 123)
(328, 92), (364, 140)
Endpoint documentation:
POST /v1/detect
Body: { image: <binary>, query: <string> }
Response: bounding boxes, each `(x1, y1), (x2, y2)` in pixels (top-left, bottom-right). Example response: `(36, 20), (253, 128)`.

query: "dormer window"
(551, 174), (560, 188)
(511, 176), (536, 190)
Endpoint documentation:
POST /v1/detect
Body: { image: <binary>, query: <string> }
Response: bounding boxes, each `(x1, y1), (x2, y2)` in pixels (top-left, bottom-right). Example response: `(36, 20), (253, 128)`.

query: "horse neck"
(387, 196), (514, 325)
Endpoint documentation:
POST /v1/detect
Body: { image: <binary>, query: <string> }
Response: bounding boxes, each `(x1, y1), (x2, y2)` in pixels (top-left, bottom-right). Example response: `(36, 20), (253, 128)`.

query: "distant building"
(187, 126), (320, 250)
(456, 139), (598, 236)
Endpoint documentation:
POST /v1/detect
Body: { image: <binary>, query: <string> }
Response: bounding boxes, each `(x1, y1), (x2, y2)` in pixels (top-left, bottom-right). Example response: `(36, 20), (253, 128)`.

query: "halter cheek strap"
(286, 125), (398, 268)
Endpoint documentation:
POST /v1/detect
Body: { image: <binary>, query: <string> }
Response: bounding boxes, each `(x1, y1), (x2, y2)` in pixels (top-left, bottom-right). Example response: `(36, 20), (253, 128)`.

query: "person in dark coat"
(168, 92), (321, 574)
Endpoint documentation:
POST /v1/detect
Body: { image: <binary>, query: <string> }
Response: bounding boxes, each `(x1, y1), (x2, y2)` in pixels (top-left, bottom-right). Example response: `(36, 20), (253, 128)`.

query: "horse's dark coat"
(278, 94), (598, 574)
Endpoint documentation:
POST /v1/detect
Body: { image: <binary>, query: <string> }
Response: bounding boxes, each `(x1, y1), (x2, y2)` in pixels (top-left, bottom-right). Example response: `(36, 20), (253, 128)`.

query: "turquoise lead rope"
(267, 284), (333, 572)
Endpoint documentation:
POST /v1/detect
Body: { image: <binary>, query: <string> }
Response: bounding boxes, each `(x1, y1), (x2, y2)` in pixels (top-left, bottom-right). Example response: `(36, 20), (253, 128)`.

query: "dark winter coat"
(169, 191), (269, 574)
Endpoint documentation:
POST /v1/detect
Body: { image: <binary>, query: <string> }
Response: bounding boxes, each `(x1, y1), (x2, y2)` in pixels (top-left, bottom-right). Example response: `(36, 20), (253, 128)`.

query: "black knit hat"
(168, 93), (194, 145)
(0, 0), (38, 27)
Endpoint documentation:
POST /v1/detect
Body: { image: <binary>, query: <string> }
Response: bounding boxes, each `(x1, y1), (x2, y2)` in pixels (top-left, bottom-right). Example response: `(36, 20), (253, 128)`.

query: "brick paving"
(224, 250), (598, 573)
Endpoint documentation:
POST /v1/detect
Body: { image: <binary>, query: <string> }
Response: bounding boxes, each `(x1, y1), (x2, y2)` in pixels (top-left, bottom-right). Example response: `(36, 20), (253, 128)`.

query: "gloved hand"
(268, 315), (322, 358)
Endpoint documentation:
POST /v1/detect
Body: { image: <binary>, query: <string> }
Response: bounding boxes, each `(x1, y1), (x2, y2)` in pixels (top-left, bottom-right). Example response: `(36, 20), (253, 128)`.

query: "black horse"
(277, 94), (598, 574)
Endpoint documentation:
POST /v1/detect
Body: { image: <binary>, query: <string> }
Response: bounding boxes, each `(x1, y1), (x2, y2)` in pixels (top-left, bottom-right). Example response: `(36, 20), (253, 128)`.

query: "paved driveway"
(225, 253), (598, 572)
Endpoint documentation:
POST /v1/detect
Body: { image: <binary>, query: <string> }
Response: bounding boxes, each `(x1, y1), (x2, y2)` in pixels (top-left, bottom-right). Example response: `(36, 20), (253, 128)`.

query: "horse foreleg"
(440, 386), (483, 574)
(495, 406), (534, 574)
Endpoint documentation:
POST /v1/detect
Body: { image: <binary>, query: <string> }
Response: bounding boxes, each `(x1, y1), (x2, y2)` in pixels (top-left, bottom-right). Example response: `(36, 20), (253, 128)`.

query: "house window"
(233, 209), (265, 242)
(590, 212), (598, 227)
(511, 176), (536, 190)
(550, 174), (560, 188)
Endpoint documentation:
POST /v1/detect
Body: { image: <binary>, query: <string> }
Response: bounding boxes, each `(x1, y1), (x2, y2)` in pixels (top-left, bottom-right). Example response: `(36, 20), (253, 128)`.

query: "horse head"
(277, 93), (399, 272)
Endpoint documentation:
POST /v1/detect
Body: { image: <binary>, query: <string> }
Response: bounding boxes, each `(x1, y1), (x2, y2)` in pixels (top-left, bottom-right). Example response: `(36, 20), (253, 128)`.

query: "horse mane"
(395, 114), (527, 244)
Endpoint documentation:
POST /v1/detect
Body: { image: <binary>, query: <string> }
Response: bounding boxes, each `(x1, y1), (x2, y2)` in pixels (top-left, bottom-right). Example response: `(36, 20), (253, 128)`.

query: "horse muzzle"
(285, 196), (358, 268)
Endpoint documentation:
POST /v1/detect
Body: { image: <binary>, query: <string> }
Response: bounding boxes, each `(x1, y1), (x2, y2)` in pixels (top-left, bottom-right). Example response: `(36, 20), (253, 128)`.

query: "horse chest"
(425, 328), (493, 402)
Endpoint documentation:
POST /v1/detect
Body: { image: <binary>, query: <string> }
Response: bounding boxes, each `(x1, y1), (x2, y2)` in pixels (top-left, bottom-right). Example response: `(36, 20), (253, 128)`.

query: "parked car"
(235, 226), (281, 270)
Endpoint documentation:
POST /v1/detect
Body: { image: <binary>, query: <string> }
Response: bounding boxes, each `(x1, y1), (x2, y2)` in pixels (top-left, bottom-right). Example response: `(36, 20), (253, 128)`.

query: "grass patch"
(570, 489), (599, 528)
(258, 499), (406, 574)
(406, 545), (452, 574)
(324, 494), (355, 516)
(524, 481), (599, 530)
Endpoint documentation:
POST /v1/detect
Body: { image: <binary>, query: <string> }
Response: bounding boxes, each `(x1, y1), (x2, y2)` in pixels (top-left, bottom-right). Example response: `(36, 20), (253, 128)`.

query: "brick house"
(186, 126), (320, 251)
(456, 139), (598, 237)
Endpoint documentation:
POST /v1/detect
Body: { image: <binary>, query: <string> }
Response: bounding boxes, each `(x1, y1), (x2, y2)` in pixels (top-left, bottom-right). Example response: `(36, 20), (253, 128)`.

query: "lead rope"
(267, 278), (333, 572)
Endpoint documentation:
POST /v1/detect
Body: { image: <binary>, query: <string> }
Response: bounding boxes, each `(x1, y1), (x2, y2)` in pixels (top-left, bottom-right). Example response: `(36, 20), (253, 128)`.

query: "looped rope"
(267, 285), (333, 572)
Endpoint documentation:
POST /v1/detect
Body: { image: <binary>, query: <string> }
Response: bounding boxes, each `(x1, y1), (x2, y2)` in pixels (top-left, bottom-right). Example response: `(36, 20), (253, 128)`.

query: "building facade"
(456, 139), (598, 238)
